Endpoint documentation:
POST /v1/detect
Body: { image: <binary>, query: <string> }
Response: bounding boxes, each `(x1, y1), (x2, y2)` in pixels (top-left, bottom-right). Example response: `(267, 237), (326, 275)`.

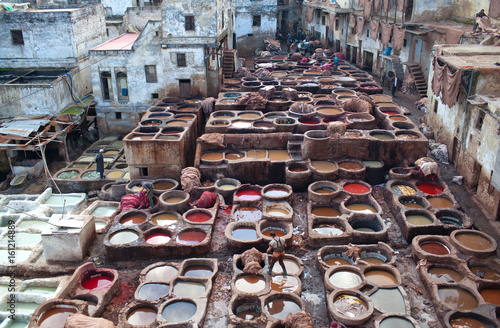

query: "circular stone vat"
(160, 190), (190, 211)
(333, 293), (369, 318)
(231, 226), (258, 241)
(378, 315), (416, 328)
(452, 230), (496, 254)
(264, 296), (302, 321)
(235, 275), (266, 294)
(225, 151), (246, 161)
(161, 300), (197, 323)
(57, 170), (79, 179)
(312, 206), (341, 217)
(419, 240), (451, 255)
(399, 196), (427, 209)
(345, 203), (378, 214)
(81, 171), (101, 180)
(448, 314), (494, 328)
(119, 213), (147, 226)
(261, 225), (287, 238)
(329, 270), (363, 289)
(238, 111), (262, 119)
(152, 212), (179, 226)
(438, 287), (478, 310)
(138, 283), (170, 300)
(370, 288), (406, 314)
(81, 273), (113, 290)
(324, 254), (354, 266)
(428, 267), (463, 283)
(288, 163), (309, 172)
(391, 182), (417, 196)
(428, 196), (453, 209)
(338, 161), (364, 171)
(213, 111), (235, 118)
(176, 230), (206, 245)
(262, 184), (292, 200)
(144, 265), (178, 282)
(153, 178), (178, 192)
(236, 189), (262, 201)
(396, 131), (420, 140)
(140, 119), (163, 126)
(172, 281), (206, 298)
(127, 306), (157, 326)
(182, 265), (213, 278)
(370, 131), (395, 140)
(271, 275), (300, 293)
(479, 288), (500, 305)
(265, 204), (291, 217)
(184, 210), (212, 223)
(405, 210), (434, 226)
(166, 120), (188, 127)
(344, 182), (371, 194)
(145, 231), (172, 245)
(234, 206), (262, 221)
(253, 121), (273, 129)
(232, 121), (253, 129)
(272, 258), (301, 275)
(364, 269), (398, 287)
(468, 265), (500, 281)
(234, 302), (262, 320)
(109, 230), (139, 245)
(313, 222), (345, 236)
(210, 119), (230, 127)
(417, 182), (444, 195)
(311, 160), (337, 172)
(37, 305), (78, 328)
(201, 151), (224, 163)
(215, 178), (240, 191)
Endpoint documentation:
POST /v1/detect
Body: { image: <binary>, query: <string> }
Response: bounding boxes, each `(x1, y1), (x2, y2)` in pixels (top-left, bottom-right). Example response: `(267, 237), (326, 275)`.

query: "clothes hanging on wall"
(370, 20), (379, 41)
(374, 0), (381, 12)
(382, 0), (390, 13)
(431, 56), (446, 96)
(364, 0), (373, 20)
(442, 66), (464, 108)
(329, 12), (336, 30)
(356, 17), (365, 37)
(380, 21), (392, 47)
(445, 29), (464, 44)
(397, 0), (405, 12)
(307, 6), (314, 23)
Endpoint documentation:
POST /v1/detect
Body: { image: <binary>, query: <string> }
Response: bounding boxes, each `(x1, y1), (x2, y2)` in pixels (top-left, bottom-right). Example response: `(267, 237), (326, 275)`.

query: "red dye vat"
(82, 274), (113, 290)
(344, 184), (370, 194)
(186, 212), (212, 223)
(146, 233), (172, 245)
(224, 205), (233, 215)
(418, 183), (444, 195)
(300, 121), (319, 125)
(420, 241), (450, 255)
(177, 231), (206, 245)
(383, 111), (400, 115)
(236, 190), (261, 201)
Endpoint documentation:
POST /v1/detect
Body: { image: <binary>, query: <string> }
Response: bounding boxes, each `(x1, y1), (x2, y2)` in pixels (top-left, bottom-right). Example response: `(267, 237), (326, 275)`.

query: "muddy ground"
(3, 64), (500, 328)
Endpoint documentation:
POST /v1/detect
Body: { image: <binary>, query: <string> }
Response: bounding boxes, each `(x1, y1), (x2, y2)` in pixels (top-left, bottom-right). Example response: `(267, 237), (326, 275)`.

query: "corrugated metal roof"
(0, 119), (50, 137)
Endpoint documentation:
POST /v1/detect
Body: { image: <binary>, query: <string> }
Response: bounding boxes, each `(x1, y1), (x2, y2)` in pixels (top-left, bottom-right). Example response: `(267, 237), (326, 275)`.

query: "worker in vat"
(333, 54), (339, 71)
(95, 149), (105, 179)
(473, 9), (488, 32)
(267, 231), (287, 275)
(141, 181), (155, 209)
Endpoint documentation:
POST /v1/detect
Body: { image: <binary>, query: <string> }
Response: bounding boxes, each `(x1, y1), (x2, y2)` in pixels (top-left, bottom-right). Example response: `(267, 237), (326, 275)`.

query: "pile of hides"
(341, 98), (372, 113)
(233, 67), (253, 78)
(282, 311), (314, 328)
(260, 51), (272, 57)
(325, 122), (347, 138)
(259, 86), (276, 100)
(429, 143), (449, 165)
(290, 52), (303, 61)
(241, 247), (264, 275)
(198, 133), (225, 147)
(264, 38), (282, 52)
(254, 67), (272, 78)
(334, 52), (346, 60)
(401, 74), (418, 95)
(357, 93), (375, 110)
(290, 102), (314, 115)
(120, 191), (149, 211)
(238, 93), (267, 110)
(180, 167), (201, 193)
(282, 88), (298, 101)
(64, 314), (116, 328)
(195, 191), (217, 208)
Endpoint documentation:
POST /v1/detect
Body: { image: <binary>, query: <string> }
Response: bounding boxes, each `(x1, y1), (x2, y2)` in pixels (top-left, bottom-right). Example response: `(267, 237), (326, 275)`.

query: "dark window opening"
(177, 53), (187, 67)
(115, 112), (122, 119)
(116, 72), (128, 101)
(253, 15), (261, 27)
(476, 109), (485, 131)
(185, 15), (195, 31)
(11, 30), (24, 45)
(248, 33), (254, 37)
(155, 31), (159, 37)
(378, 32), (381, 40)
(100, 72), (113, 100)
(335, 19), (339, 31)
(322, 16), (326, 25)
(106, 29), (109, 37)
(366, 29), (369, 37)
(145, 65), (157, 83)
(152, 93), (159, 99)
(403, 39), (407, 47)
(140, 167), (149, 177)
(433, 98), (438, 113)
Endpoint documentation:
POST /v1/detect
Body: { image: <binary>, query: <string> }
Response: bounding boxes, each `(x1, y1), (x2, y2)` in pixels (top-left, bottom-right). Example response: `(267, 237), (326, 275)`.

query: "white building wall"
(102, 0), (135, 16)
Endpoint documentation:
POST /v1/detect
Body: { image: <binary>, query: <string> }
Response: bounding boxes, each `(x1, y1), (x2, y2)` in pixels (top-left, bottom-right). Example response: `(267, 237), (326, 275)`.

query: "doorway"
(364, 51), (373, 72)
(412, 38), (423, 63)
(179, 79), (191, 98)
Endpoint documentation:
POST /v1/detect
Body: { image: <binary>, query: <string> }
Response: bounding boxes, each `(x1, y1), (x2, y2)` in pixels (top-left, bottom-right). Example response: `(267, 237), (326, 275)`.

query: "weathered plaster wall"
(124, 7), (162, 30)
(71, 5), (107, 62)
(102, 0), (135, 16)
(411, 0), (454, 22)
(162, 0), (218, 38)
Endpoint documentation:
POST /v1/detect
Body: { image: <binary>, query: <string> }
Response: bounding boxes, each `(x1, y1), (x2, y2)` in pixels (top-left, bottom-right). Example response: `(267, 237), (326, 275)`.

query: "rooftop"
(90, 33), (140, 51)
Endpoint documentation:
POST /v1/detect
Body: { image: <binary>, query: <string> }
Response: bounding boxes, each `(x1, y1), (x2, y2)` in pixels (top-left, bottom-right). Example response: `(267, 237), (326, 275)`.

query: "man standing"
(473, 9), (488, 32)
(95, 149), (104, 179)
(391, 74), (398, 98)
(141, 181), (155, 209)
(267, 231), (287, 275)
(333, 55), (339, 71)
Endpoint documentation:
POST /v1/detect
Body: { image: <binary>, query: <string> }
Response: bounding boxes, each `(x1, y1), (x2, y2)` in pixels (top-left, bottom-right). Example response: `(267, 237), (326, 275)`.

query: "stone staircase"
(223, 49), (237, 79)
(288, 134), (304, 160)
(403, 61), (428, 98)
(392, 57), (405, 80)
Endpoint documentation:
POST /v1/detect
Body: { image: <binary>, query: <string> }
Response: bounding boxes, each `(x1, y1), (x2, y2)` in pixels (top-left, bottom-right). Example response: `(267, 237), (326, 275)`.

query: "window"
(476, 109), (485, 131)
(322, 16), (325, 25)
(433, 98), (438, 113)
(366, 29), (369, 37)
(10, 30), (24, 45)
(253, 15), (261, 27)
(116, 72), (129, 101)
(140, 167), (148, 177)
(145, 65), (157, 83)
(152, 93), (159, 99)
(222, 11), (224, 29)
(177, 53), (187, 67)
(115, 112), (122, 119)
(100, 72), (113, 100)
(106, 29), (109, 37)
(185, 15), (195, 31)
(403, 39), (407, 47)
(335, 19), (339, 31)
